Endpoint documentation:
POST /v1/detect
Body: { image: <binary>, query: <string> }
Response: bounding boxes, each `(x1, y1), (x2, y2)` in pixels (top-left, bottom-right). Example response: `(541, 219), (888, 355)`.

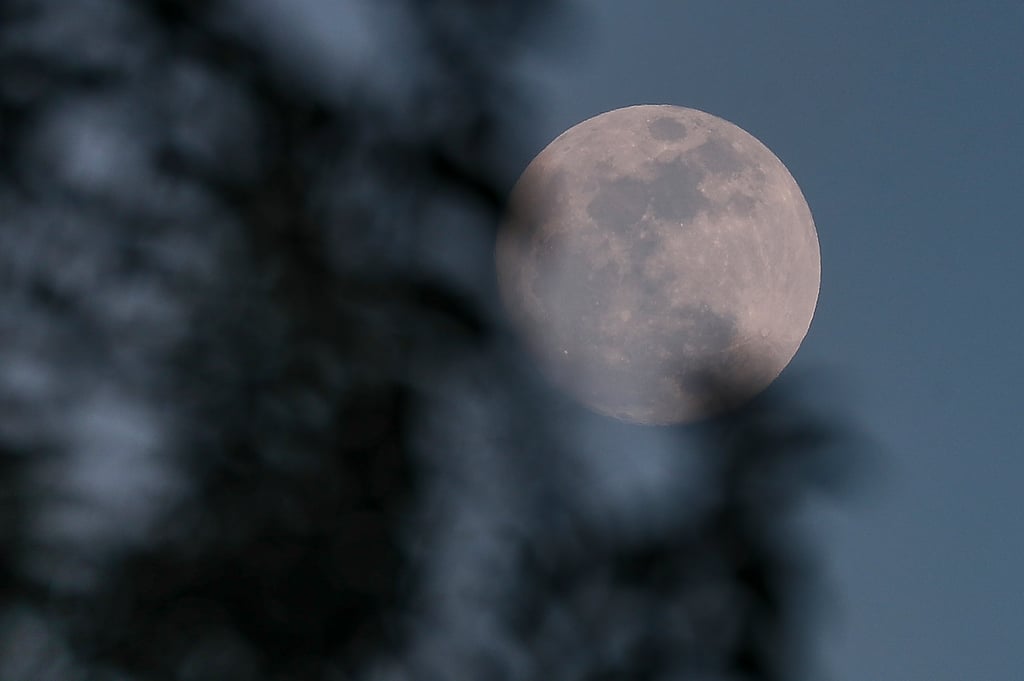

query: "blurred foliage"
(0, 1), (861, 680)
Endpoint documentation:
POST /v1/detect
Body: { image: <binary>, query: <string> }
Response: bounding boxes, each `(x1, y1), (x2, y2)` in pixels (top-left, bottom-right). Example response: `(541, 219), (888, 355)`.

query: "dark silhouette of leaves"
(0, 2), (862, 680)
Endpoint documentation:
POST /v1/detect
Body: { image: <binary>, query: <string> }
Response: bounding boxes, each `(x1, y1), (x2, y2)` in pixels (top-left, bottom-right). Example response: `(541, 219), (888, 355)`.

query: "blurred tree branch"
(0, 2), (863, 680)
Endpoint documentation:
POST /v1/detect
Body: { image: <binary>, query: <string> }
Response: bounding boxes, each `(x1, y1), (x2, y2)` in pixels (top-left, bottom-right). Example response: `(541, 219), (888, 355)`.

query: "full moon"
(496, 105), (820, 425)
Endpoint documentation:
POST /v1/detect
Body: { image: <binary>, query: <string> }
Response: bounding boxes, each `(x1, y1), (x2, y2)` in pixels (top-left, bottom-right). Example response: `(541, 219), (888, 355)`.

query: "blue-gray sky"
(2, 2), (1018, 679)
(519, 2), (1023, 679)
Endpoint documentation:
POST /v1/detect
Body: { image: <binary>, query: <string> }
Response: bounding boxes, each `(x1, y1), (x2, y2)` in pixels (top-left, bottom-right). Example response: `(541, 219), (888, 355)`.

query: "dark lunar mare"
(586, 155), (712, 231)
(696, 137), (745, 175)
(646, 156), (711, 223)
(587, 175), (648, 231)
(648, 115), (688, 140)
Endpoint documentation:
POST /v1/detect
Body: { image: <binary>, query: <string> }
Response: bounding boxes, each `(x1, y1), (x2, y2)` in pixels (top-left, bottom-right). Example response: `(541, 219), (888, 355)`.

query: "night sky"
(517, 2), (1023, 679)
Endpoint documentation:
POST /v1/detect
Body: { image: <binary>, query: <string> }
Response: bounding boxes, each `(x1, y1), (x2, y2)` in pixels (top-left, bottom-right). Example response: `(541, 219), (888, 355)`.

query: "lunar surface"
(496, 105), (820, 425)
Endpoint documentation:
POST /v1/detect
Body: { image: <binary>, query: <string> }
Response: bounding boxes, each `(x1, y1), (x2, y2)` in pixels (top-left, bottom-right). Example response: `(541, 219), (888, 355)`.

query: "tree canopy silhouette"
(0, 2), (860, 680)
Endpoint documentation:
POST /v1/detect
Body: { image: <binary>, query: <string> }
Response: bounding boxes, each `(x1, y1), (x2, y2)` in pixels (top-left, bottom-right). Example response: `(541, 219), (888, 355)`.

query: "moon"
(495, 105), (820, 425)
